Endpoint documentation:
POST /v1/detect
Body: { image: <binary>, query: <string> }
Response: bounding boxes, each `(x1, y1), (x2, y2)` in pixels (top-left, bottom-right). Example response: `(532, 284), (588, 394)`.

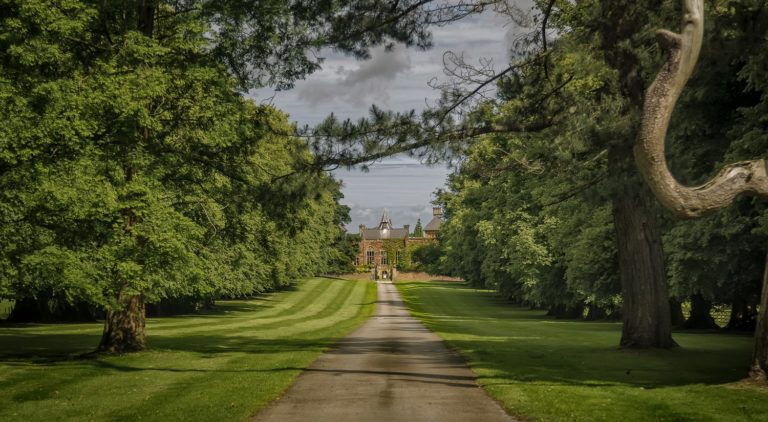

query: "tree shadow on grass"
(449, 337), (753, 388)
(0, 333), (340, 365)
(401, 282), (759, 389)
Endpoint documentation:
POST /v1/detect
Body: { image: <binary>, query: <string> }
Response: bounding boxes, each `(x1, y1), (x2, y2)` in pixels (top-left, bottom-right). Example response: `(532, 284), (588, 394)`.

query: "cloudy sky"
(251, 3), (536, 230)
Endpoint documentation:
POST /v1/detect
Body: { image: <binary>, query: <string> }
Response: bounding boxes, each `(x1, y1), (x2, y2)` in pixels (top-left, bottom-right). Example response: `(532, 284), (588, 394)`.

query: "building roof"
(362, 227), (409, 240)
(425, 215), (441, 232)
(360, 210), (409, 240)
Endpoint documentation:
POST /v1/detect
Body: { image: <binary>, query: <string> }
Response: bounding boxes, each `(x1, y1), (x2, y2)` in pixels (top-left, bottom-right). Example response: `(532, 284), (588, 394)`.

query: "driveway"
(251, 280), (515, 422)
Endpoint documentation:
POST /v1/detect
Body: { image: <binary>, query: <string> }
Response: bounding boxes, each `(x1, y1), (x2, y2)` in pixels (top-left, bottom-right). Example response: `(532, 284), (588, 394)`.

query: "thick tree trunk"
(97, 292), (146, 353)
(748, 251), (768, 381)
(611, 145), (676, 348)
(683, 293), (718, 329)
(596, 0), (675, 349)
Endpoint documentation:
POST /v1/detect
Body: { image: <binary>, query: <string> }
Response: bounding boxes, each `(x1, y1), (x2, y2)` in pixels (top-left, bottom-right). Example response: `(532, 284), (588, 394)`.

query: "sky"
(251, 2), (537, 230)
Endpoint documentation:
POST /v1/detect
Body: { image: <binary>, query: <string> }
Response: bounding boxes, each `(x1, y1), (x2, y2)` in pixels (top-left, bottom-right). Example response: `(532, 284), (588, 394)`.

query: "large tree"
(634, 0), (768, 379)
(1, 0), (475, 352)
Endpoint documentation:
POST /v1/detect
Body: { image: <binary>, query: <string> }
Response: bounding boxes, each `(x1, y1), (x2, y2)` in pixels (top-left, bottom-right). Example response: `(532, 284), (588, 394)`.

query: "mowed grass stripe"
(0, 280), (358, 418)
(149, 278), (335, 333)
(105, 278), (374, 421)
(150, 278), (346, 337)
(220, 277), (362, 340)
(101, 280), (376, 421)
(396, 281), (768, 422)
(0, 278), (376, 422)
(145, 278), (360, 352)
(249, 275), (374, 341)
(149, 278), (331, 331)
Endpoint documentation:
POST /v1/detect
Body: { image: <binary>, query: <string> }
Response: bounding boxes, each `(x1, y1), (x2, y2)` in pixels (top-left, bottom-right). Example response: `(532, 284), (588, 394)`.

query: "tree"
(3, 0), (458, 352)
(634, 0), (768, 380)
(413, 219), (424, 237)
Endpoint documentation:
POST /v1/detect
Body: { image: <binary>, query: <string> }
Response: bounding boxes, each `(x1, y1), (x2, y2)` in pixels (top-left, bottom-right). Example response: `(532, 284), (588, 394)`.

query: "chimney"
(433, 207), (442, 217)
(359, 224), (365, 240)
(404, 224), (410, 236)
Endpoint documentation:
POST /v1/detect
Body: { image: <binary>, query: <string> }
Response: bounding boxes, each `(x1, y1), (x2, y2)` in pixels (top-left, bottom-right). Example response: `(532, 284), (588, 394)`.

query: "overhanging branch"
(634, 0), (768, 218)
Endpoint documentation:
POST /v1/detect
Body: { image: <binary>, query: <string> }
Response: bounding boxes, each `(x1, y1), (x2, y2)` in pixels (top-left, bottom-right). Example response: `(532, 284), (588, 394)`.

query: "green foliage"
(0, 0), (360, 328)
(412, 219), (424, 237)
(407, 242), (443, 274)
(659, 2), (768, 319)
(324, 233), (359, 275)
(354, 264), (372, 274)
(0, 300), (12, 320)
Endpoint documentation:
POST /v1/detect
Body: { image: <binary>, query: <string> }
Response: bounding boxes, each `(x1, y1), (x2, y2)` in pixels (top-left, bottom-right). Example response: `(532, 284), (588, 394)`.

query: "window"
(367, 249), (375, 265)
(396, 251), (402, 265)
(381, 250), (388, 265)
(355, 256), (360, 266)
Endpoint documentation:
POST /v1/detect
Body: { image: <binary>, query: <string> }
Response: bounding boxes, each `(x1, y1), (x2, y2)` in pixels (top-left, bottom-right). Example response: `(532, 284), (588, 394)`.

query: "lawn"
(395, 281), (768, 422)
(0, 277), (376, 422)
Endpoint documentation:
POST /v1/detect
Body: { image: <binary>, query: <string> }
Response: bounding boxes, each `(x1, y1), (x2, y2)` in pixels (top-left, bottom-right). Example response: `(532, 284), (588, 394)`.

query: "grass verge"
(395, 280), (768, 422)
(0, 277), (376, 421)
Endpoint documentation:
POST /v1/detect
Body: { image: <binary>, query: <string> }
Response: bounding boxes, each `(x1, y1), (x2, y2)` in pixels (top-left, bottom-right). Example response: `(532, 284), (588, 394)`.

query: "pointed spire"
(378, 209), (393, 230)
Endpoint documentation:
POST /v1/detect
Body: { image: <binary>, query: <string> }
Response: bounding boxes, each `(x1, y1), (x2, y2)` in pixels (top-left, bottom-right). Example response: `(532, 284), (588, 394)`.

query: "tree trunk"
(595, 0), (675, 349)
(683, 293), (718, 329)
(97, 292), (146, 353)
(727, 298), (757, 331)
(547, 303), (583, 319)
(670, 297), (686, 327)
(611, 145), (676, 348)
(748, 250), (768, 381)
(585, 305), (608, 321)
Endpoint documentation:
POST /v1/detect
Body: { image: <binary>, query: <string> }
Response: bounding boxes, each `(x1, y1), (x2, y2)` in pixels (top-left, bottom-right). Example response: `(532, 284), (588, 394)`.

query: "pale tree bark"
(635, 0), (768, 381)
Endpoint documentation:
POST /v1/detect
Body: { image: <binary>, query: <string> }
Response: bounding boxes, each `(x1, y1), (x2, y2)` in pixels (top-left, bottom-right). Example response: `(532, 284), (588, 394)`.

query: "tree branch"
(634, 0), (768, 219)
(541, 0), (556, 81)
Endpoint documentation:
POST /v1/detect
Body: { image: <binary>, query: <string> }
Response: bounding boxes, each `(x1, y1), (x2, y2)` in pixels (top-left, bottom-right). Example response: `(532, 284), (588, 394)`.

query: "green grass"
(0, 277), (376, 422)
(395, 281), (768, 422)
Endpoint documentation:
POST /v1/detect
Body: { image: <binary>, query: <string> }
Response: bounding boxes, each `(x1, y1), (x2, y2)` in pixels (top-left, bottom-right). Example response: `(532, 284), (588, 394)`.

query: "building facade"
(356, 208), (442, 280)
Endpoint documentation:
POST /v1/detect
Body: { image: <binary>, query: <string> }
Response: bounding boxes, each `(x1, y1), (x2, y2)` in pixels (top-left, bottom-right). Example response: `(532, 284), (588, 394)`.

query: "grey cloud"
(342, 47), (410, 85)
(251, 12), (519, 232)
(298, 46), (411, 107)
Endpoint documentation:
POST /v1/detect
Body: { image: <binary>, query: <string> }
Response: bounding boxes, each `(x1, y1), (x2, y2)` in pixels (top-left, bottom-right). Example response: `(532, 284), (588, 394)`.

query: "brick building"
(356, 208), (442, 280)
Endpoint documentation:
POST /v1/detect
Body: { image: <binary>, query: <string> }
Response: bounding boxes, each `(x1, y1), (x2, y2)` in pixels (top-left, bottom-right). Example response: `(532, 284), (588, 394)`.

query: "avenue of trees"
(2, 0), (768, 382)
(0, 0), (470, 352)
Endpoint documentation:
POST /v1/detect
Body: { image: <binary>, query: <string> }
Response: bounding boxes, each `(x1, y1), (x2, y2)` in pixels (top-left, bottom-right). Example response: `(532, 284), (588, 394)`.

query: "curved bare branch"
(634, 0), (768, 219)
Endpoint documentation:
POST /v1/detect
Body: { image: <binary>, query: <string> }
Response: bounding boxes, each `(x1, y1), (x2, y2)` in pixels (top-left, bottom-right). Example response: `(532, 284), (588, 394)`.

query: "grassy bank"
(396, 281), (768, 422)
(0, 277), (376, 421)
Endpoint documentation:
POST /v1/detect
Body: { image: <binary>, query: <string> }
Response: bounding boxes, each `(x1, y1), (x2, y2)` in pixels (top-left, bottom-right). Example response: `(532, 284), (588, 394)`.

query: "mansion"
(355, 207), (441, 280)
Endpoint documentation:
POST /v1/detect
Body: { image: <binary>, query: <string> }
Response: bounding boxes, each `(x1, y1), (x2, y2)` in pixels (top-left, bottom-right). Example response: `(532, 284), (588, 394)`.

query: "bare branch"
(541, 0), (556, 81)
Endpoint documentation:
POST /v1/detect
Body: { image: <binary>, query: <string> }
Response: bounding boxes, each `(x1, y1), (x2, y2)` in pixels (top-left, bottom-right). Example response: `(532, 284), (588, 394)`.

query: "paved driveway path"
(251, 280), (515, 422)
